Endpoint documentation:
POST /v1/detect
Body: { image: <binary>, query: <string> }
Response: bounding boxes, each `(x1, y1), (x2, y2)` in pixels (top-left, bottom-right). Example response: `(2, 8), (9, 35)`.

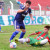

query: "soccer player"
(15, 26), (50, 46)
(9, 1), (34, 42)
(0, 24), (1, 32)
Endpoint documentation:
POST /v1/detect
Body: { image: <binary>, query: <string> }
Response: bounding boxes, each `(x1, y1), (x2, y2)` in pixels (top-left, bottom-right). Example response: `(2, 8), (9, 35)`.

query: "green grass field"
(0, 25), (50, 50)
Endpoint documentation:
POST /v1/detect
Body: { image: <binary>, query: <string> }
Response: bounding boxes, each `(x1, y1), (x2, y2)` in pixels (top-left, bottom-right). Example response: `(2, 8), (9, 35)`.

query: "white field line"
(0, 31), (33, 34)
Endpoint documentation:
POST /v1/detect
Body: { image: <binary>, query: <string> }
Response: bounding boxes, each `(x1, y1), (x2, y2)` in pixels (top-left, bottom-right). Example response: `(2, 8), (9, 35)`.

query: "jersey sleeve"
(35, 30), (42, 34)
(29, 8), (32, 14)
(35, 31), (39, 34)
(19, 4), (24, 10)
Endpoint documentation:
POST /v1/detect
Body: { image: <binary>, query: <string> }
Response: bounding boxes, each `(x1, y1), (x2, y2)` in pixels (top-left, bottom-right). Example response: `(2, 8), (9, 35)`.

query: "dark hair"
(26, 0), (31, 5)
(44, 25), (50, 30)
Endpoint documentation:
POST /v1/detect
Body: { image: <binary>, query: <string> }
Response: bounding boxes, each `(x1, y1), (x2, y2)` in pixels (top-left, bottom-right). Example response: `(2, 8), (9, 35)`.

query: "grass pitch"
(0, 25), (50, 50)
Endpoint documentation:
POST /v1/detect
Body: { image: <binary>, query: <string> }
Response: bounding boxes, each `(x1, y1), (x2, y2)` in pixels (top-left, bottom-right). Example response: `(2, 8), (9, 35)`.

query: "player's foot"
(9, 40), (13, 43)
(38, 41), (40, 44)
(15, 38), (18, 43)
(35, 41), (40, 45)
(35, 42), (38, 45)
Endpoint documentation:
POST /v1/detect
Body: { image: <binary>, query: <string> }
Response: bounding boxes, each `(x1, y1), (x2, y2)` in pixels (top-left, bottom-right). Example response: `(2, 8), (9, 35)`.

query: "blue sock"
(0, 26), (1, 31)
(19, 32), (26, 39)
(10, 31), (19, 40)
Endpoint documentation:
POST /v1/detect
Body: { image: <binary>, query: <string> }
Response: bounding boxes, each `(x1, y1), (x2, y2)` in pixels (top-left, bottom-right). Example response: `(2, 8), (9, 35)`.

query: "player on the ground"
(15, 25), (50, 46)
(9, 1), (34, 42)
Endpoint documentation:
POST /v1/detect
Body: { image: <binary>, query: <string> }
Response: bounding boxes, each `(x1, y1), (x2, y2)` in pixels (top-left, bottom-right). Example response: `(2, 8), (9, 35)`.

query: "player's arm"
(29, 8), (34, 20)
(28, 31), (39, 37)
(29, 14), (34, 20)
(17, 9), (24, 13)
(17, 8), (28, 13)
(28, 32), (37, 37)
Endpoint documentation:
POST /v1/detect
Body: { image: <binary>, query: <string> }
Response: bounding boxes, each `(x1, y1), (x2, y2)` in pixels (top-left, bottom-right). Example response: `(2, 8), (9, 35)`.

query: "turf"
(0, 25), (50, 50)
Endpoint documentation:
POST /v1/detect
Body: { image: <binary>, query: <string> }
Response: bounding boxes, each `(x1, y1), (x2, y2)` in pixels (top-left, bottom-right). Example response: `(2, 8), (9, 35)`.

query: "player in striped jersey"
(15, 25), (50, 46)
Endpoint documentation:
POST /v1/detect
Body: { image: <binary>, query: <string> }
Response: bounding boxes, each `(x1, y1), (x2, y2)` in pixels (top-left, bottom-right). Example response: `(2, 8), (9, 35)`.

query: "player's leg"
(19, 23), (26, 39)
(40, 39), (48, 45)
(35, 39), (48, 45)
(15, 38), (30, 43)
(9, 21), (20, 42)
(19, 29), (26, 39)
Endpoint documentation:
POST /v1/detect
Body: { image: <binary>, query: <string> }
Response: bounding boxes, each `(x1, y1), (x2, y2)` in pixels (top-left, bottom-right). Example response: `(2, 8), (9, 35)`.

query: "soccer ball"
(10, 42), (17, 48)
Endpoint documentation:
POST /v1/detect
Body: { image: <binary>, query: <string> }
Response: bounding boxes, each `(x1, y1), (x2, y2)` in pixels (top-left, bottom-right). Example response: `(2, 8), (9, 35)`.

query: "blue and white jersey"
(15, 4), (32, 22)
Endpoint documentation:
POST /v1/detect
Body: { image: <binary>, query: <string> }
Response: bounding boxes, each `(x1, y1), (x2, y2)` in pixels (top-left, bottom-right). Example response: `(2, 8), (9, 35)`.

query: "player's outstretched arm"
(28, 32), (37, 37)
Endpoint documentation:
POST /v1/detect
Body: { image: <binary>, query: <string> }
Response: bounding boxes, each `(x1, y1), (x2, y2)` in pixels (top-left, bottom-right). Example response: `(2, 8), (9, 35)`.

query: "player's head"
(25, 0), (31, 8)
(44, 25), (50, 33)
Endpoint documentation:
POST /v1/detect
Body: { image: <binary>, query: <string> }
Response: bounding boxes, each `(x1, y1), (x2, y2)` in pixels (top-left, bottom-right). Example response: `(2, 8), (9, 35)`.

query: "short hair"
(26, 0), (31, 5)
(44, 25), (50, 30)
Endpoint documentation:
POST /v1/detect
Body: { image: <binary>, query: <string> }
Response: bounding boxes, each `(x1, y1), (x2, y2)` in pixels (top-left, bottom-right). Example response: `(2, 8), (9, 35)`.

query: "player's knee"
(16, 29), (20, 32)
(22, 29), (26, 32)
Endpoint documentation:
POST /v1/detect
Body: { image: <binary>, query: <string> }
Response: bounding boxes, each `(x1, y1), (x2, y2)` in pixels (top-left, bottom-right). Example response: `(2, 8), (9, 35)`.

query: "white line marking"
(0, 31), (33, 34)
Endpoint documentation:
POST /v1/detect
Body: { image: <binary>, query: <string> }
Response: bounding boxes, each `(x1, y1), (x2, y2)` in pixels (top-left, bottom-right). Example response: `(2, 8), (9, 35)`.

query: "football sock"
(19, 32), (26, 39)
(10, 31), (19, 40)
(18, 38), (28, 43)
